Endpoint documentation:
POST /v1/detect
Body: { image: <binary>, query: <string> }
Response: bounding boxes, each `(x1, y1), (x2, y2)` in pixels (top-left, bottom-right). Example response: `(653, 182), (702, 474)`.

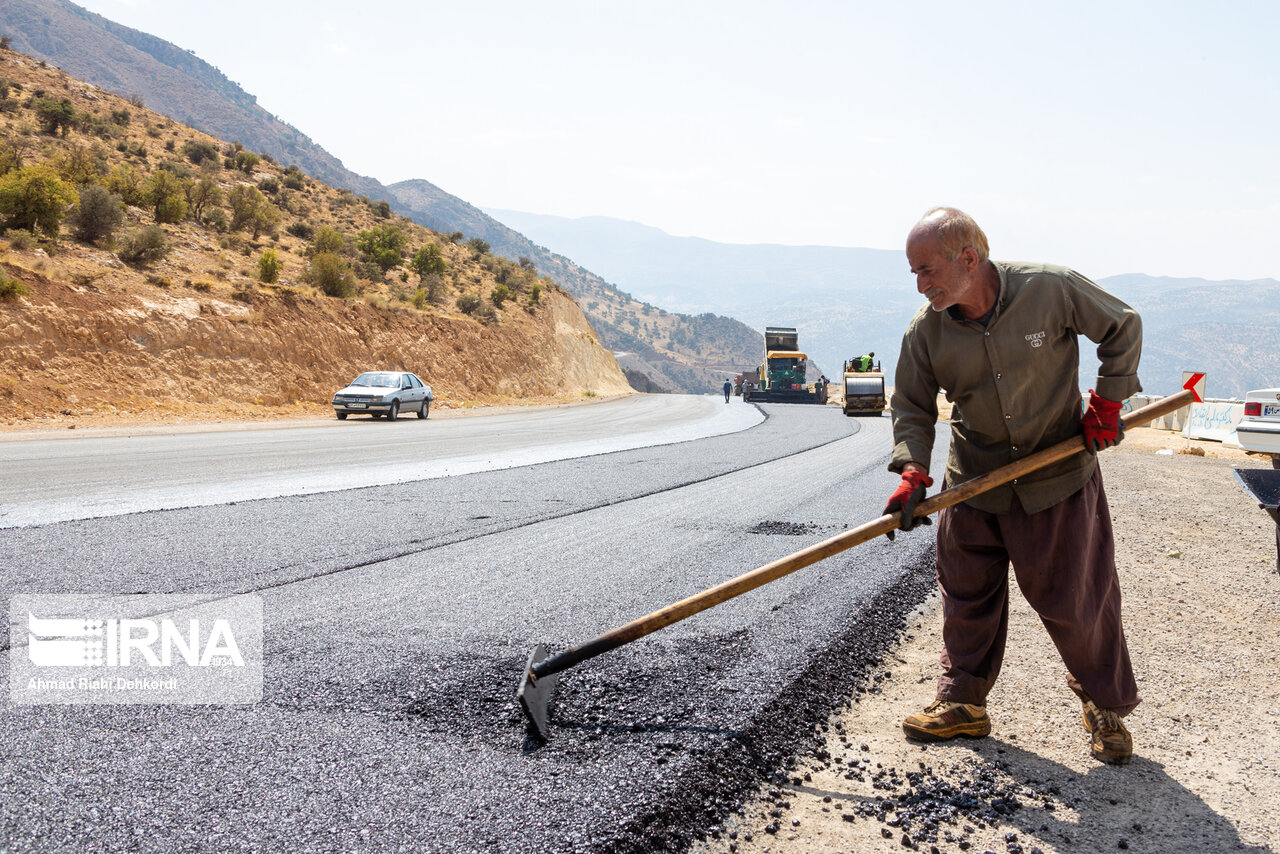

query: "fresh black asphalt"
(0, 402), (947, 853)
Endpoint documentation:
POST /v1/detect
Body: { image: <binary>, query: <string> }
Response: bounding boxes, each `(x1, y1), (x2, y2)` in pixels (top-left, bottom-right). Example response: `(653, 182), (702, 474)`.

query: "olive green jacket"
(890, 261), (1142, 514)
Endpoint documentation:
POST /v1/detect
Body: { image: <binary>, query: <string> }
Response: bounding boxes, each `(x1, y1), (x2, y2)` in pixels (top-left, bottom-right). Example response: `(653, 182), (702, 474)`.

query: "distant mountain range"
(0, 0), (759, 394)
(5, 0), (1274, 399)
(486, 210), (1280, 399)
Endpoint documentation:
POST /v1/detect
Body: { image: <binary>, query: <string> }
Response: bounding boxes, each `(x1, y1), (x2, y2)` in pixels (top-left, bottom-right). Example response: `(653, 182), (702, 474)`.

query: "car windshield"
(350, 372), (401, 388)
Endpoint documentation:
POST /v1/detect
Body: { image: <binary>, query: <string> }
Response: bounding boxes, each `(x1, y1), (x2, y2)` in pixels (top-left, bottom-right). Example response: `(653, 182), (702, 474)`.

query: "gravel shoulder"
(696, 428), (1280, 854)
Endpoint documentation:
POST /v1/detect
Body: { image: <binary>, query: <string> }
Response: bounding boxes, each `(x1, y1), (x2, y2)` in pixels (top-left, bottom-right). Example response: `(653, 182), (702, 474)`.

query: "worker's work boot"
(902, 699), (991, 742)
(1081, 699), (1132, 765)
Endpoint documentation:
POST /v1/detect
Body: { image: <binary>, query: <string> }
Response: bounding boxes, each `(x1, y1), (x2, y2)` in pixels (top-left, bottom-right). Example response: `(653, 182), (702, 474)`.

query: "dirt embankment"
(0, 256), (633, 430)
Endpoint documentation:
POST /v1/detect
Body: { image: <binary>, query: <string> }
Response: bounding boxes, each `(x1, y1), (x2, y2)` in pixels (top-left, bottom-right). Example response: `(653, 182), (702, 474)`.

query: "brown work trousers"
(933, 465), (1140, 715)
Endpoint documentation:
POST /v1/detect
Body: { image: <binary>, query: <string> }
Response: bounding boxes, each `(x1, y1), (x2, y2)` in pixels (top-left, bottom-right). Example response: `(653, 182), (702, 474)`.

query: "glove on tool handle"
(883, 470), (934, 540)
(1081, 390), (1124, 453)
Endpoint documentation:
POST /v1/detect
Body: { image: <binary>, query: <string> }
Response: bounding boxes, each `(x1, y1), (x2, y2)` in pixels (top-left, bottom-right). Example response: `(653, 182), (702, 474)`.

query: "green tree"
(257, 249), (281, 283)
(250, 202), (280, 239)
(286, 221), (315, 240)
(184, 173), (223, 224)
(228, 185), (279, 239)
(69, 184), (124, 243)
(0, 165), (78, 237)
(304, 252), (356, 298)
(144, 169), (188, 224)
(205, 207), (228, 231)
(310, 225), (347, 256)
(104, 164), (145, 206)
(181, 140), (220, 166)
(233, 151), (261, 174)
(356, 223), (407, 273)
(528, 282), (541, 305)
(466, 237), (490, 257)
(410, 243), (447, 279)
(54, 144), (106, 185)
(32, 97), (76, 136)
(0, 268), (30, 300)
(489, 283), (512, 308)
(281, 165), (306, 190)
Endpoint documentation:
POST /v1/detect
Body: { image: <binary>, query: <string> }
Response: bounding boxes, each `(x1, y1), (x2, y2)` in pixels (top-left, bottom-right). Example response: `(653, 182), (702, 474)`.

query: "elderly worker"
(884, 207), (1142, 765)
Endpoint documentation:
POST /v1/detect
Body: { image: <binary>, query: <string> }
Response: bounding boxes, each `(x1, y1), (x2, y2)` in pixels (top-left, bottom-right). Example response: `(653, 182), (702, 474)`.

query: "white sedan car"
(1236, 387), (1280, 467)
(331, 371), (433, 421)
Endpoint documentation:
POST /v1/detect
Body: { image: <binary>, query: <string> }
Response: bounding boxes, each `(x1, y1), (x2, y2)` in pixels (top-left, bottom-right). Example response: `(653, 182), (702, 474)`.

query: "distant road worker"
(856, 352), (876, 372)
(884, 207), (1142, 765)
(723, 378), (732, 403)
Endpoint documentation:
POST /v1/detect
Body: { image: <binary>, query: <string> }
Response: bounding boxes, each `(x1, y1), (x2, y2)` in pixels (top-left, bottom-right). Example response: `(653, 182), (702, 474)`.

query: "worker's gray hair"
(919, 207), (990, 262)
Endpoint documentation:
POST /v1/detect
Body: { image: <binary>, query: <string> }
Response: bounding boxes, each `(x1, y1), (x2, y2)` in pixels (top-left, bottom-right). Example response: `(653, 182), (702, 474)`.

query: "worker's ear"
(959, 246), (980, 271)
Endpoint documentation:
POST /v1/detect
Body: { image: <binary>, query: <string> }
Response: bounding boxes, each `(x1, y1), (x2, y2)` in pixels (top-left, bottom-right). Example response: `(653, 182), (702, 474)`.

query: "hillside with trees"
(0, 46), (631, 427)
(0, 0), (760, 393)
(388, 180), (763, 391)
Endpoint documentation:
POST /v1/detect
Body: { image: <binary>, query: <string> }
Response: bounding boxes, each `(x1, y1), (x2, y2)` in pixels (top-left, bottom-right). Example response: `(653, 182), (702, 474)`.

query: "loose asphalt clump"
(830, 757), (1060, 852)
(745, 520), (825, 536)
(727, 753), (1063, 854)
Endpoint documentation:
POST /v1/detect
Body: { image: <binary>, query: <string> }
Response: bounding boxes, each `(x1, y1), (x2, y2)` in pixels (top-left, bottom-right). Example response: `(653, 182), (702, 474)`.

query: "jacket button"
(996, 373), (1002, 380)
(1005, 414), (1012, 419)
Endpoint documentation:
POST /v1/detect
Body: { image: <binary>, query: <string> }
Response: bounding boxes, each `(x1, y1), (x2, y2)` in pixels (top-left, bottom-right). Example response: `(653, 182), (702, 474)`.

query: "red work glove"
(1080, 390), (1124, 453)
(883, 470), (934, 540)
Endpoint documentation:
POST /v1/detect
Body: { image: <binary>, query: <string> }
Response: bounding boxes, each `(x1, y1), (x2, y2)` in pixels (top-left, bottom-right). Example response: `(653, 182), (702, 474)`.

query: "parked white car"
(1236, 387), (1280, 467)
(331, 371), (432, 421)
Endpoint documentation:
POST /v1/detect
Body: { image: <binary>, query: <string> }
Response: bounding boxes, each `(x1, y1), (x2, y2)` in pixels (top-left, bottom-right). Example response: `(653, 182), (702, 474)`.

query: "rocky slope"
(389, 180), (763, 394)
(0, 48), (630, 429)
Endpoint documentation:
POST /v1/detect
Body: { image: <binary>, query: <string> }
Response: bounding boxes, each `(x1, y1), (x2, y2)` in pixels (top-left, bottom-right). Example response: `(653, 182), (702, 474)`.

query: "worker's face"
(906, 231), (980, 314)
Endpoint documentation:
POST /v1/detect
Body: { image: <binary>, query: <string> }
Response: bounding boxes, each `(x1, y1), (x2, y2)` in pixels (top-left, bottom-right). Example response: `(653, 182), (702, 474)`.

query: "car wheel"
(417, 399), (430, 419)
(1272, 455), (1280, 470)
(372, 413), (383, 419)
(387, 400), (400, 422)
(336, 412), (347, 420)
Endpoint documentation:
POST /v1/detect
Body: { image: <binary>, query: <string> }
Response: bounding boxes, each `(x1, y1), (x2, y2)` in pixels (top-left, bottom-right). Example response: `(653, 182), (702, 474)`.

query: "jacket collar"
(945, 261), (1009, 327)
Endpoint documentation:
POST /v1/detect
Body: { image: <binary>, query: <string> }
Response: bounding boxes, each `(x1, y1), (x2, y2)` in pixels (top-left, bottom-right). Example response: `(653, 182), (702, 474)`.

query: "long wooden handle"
(533, 389), (1195, 678)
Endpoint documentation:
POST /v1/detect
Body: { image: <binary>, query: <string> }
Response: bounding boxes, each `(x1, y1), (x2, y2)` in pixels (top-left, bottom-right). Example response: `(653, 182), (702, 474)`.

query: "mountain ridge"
(486, 209), (1280, 398)
(0, 0), (760, 393)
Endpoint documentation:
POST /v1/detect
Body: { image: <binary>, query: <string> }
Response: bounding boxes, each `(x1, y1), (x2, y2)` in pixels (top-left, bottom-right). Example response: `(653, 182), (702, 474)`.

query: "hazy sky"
(70, 1), (1279, 280)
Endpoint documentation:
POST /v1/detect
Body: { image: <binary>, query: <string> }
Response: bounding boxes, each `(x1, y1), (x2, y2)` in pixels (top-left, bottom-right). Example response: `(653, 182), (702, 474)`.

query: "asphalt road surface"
(0, 395), (762, 528)
(0, 397), (946, 853)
